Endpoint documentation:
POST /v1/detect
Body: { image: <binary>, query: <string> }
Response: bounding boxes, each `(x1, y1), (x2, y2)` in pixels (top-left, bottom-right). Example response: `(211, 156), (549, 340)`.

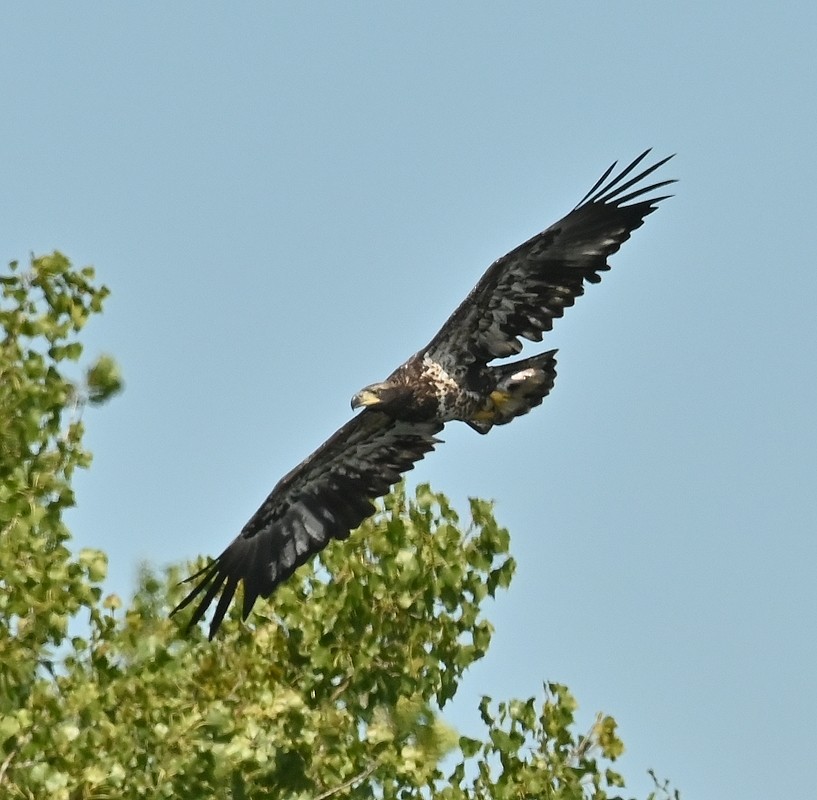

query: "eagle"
(174, 150), (674, 638)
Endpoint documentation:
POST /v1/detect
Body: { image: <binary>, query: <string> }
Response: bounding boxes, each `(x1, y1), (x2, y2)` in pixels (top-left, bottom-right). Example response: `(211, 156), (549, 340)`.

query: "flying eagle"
(174, 150), (674, 638)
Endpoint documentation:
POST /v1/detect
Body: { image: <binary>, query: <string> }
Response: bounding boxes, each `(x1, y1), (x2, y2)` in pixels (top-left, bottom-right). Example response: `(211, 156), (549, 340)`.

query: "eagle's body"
(367, 349), (558, 433)
(174, 150), (674, 638)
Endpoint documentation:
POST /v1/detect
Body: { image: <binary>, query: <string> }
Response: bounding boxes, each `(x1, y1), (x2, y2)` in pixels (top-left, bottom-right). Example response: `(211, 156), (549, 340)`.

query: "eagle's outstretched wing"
(173, 411), (443, 638)
(424, 150), (675, 371)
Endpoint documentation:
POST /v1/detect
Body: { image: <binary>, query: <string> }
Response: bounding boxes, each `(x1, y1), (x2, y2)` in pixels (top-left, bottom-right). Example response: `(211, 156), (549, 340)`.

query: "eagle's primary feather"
(173, 150), (675, 638)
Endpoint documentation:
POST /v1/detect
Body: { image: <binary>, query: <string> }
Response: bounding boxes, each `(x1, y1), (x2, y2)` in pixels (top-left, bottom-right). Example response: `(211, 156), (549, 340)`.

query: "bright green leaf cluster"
(0, 254), (679, 800)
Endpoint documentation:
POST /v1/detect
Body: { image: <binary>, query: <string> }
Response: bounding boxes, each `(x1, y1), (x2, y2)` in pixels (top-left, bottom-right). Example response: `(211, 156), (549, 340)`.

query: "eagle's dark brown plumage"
(173, 150), (674, 638)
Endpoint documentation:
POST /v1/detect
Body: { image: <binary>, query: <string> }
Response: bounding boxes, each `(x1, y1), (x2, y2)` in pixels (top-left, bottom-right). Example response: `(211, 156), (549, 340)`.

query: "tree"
(0, 253), (678, 799)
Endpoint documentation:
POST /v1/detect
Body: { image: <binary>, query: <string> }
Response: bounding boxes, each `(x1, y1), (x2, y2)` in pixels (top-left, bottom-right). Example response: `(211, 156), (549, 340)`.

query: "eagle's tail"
(467, 350), (558, 434)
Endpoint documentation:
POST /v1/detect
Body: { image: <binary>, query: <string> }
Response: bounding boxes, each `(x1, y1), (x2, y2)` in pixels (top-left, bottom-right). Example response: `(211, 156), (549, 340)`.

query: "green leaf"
(85, 354), (123, 404)
(459, 735), (482, 758)
(79, 548), (108, 582)
(0, 714), (21, 743)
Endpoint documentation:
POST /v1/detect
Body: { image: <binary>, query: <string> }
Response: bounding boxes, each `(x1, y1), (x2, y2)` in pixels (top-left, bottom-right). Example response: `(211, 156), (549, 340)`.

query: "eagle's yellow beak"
(351, 388), (382, 411)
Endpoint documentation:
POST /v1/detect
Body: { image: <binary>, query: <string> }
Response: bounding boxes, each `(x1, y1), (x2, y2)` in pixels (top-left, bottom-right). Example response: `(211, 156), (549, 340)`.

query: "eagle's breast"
(419, 354), (484, 421)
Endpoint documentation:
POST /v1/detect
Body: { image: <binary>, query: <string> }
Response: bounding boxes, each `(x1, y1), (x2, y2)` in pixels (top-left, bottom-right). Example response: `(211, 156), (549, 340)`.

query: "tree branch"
(315, 762), (377, 800)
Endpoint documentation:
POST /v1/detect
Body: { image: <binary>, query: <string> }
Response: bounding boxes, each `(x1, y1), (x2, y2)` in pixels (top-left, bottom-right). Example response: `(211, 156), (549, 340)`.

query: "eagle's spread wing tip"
(575, 150), (675, 210)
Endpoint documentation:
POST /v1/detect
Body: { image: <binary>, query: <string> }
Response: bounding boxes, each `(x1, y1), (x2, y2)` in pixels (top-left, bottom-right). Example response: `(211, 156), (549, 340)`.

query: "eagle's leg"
(465, 350), (558, 434)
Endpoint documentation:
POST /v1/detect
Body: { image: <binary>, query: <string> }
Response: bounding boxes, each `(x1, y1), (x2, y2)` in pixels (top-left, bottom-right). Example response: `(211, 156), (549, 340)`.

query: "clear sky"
(3, 3), (816, 798)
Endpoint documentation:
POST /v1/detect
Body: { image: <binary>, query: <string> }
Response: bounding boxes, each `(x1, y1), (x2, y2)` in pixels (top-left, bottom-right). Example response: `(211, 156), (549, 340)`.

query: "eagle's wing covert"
(172, 411), (444, 638)
(424, 150), (675, 370)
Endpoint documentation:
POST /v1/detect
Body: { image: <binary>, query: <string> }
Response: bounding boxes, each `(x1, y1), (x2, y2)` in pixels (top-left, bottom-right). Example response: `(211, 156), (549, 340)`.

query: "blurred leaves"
(0, 253), (678, 799)
(85, 354), (123, 405)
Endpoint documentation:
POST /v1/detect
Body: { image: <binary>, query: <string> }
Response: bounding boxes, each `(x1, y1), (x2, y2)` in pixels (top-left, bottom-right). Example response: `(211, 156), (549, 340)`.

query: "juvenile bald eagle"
(174, 150), (674, 638)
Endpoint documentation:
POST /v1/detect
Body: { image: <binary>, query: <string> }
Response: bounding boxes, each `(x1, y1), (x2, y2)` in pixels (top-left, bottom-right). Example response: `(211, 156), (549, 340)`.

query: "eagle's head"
(351, 381), (411, 412)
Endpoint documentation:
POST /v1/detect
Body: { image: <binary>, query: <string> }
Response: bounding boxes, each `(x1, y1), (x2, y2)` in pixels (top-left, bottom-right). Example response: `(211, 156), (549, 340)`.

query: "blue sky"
(3, 3), (816, 798)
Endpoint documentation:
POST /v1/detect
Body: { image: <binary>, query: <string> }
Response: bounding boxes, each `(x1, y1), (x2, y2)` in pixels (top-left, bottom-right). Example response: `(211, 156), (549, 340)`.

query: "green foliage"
(0, 254), (119, 710)
(0, 254), (678, 799)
